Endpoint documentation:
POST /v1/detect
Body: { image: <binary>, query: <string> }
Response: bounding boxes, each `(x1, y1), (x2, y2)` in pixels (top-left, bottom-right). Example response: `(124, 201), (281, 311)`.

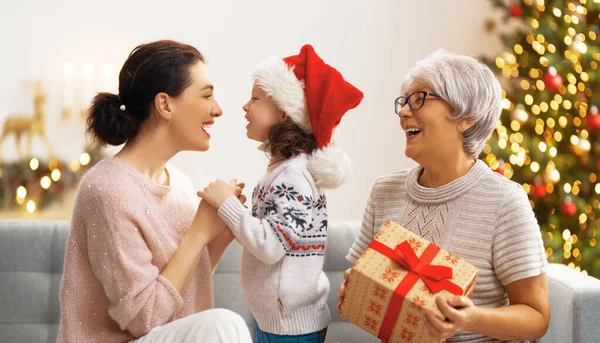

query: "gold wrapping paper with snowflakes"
(340, 220), (478, 343)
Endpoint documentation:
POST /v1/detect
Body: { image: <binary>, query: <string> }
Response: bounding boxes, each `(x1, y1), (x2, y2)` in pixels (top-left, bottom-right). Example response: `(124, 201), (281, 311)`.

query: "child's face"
(242, 83), (285, 142)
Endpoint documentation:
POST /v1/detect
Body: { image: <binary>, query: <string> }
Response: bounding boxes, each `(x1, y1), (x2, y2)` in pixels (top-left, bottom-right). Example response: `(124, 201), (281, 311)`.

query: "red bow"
(392, 241), (463, 295)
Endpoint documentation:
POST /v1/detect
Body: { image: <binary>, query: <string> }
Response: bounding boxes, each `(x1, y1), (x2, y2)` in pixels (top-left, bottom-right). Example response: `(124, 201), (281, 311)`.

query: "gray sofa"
(1, 220), (599, 343)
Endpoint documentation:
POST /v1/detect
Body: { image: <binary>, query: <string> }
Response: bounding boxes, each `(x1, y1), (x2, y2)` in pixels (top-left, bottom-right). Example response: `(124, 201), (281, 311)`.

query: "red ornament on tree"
(531, 177), (546, 199)
(586, 106), (600, 132)
(510, 4), (524, 17)
(543, 68), (563, 92)
(561, 197), (577, 217)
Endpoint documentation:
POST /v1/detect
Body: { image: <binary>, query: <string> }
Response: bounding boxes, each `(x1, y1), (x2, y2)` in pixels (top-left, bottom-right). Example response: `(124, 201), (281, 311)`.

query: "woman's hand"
(189, 199), (226, 245)
(197, 179), (243, 209)
(424, 296), (479, 342)
(337, 268), (352, 311)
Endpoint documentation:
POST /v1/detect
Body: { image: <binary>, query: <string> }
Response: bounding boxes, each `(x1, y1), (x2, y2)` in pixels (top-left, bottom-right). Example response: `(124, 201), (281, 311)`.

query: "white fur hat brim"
(251, 57), (312, 133)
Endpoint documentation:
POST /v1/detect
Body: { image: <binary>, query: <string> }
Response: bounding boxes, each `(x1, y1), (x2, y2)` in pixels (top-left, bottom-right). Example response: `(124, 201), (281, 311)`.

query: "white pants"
(131, 309), (252, 343)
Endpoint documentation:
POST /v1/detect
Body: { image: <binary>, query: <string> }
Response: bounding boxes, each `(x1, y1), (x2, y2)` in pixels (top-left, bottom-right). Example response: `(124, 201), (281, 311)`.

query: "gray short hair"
(401, 49), (502, 158)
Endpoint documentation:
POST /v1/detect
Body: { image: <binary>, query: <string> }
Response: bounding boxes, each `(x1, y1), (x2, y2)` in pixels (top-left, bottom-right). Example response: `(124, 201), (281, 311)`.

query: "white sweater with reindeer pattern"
(218, 154), (330, 335)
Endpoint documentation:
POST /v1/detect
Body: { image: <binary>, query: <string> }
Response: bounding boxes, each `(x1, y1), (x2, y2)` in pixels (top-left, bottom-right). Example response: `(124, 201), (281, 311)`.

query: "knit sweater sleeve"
(492, 185), (548, 286)
(218, 167), (315, 265)
(82, 186), (183, 338)
(346, 181), (377, 263)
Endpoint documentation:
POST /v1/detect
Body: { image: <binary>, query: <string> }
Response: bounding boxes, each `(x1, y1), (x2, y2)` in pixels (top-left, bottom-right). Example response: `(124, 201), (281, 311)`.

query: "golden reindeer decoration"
(0, 81), (54, 161)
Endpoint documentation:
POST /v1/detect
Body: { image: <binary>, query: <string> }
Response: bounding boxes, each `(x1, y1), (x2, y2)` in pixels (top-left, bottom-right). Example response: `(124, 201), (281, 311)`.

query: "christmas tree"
(483, 0), (600, 276)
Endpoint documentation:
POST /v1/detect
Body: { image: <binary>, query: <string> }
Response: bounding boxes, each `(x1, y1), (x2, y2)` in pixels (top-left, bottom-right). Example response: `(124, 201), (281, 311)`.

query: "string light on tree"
(547, 168), (561, 184)
(575, 41), (588, 54)
(511, 105), (529, 123)
(577, 139), (591, 154)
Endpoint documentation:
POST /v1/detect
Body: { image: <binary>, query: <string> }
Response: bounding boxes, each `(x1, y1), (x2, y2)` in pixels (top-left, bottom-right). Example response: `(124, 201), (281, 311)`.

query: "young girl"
(198, 44), (363, 342)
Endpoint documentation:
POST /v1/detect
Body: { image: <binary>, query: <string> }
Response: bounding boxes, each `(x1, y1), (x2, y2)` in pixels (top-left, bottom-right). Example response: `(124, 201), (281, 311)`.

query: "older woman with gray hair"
(339, 50), (550, 342)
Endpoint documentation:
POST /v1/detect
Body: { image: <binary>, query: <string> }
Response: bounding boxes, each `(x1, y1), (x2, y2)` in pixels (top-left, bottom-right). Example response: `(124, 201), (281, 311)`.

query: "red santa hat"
(252, 44), (364, 190)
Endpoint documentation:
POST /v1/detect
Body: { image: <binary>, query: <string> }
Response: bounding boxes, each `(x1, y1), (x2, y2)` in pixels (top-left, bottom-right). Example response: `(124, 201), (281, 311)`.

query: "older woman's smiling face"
(398, 80), (471, 165)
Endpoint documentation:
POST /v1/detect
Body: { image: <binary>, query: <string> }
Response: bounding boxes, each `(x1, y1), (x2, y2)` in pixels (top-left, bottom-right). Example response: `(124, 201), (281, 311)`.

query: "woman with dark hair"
(58, 40), (252, 343)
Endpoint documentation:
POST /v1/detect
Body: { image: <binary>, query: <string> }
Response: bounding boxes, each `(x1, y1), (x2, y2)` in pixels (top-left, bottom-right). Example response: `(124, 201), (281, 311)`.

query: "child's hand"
(227, 180), (248, 208)
(238, 193), (248, 208)
(198, 179), (243, 209)
(234, 181), (247, 207)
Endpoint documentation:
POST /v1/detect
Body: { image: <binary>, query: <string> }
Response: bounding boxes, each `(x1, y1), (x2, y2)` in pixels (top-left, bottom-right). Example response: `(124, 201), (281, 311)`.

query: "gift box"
(340, 220), (478, 343)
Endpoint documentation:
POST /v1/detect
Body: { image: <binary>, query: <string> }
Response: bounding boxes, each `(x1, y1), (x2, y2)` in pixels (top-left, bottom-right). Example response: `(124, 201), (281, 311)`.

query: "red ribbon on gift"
(367, 239), (464, 342)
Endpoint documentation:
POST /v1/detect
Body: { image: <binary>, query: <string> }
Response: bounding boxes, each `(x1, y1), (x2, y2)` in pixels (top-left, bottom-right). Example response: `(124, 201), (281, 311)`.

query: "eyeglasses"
(394, 91), (442, 114)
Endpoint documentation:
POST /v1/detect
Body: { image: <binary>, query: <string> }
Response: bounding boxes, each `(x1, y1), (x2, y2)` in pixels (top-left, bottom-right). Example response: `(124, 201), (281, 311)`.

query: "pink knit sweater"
(57, 157), (213, 343)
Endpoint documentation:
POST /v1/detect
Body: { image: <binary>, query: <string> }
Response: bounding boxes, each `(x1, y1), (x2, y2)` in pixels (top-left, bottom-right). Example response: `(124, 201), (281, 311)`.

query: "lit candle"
(102, 64), (113, 92)
(63, 62), (74, 117)
(82, 62), (94, 112)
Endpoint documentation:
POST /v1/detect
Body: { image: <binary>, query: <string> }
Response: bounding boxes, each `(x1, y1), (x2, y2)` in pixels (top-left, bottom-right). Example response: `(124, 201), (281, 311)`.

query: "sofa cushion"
(0, 221), (70, 342)
(538, 263), (600, 343)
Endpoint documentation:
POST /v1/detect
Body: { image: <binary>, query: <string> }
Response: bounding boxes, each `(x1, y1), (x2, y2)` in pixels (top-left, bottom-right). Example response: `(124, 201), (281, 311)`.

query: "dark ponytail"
(86, 40), (205, 146)
(87, 93), (140, 146)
